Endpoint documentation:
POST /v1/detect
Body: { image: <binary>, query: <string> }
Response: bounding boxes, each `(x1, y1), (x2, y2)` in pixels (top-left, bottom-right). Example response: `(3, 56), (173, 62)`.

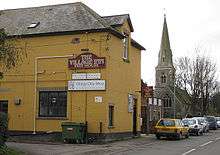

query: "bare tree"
(175, 48), (218, 115)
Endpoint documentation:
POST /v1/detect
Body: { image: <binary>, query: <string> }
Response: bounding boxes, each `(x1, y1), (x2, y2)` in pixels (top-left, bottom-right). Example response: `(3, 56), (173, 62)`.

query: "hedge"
(0, 112), (8, 147)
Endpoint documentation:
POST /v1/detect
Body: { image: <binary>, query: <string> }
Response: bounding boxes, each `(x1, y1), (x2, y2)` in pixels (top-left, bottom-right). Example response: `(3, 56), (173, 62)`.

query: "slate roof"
(0, 2), (145, 50)
(131, 39), (146, 50)
(0, 2), (118, 37)
(102, 14), (134, 32)
(168, 85), (192, 106)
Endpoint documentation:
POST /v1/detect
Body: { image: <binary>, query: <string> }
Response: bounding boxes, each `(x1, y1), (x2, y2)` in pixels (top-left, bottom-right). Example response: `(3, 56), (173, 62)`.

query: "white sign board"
(154, 98), (157, 105)
(95, 96), (103, 103)
(128, 94), (134, 113)
(72, 73), (101, 80)
(158, 99), (162, 106)
(72, 73), (87, 80)
(148, 98), (152, 105)
(68, 80), (105, 91)
(86, 73), (101, 79)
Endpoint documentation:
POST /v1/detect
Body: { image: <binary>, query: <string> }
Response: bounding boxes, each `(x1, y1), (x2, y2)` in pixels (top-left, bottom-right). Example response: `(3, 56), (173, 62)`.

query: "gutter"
(7, 28), (124, 39)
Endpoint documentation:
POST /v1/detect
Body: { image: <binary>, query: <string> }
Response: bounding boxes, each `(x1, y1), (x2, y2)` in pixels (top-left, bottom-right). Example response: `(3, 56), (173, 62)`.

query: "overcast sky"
(1, 0), (220, 85)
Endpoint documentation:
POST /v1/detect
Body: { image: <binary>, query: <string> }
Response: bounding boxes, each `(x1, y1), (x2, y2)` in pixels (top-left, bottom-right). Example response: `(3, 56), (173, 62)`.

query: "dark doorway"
(133, 98), (137, 136)
(0, 100), (8, 114)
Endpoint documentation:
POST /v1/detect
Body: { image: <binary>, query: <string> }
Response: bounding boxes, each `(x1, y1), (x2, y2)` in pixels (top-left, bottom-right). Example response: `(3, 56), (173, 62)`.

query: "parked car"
(193, 117), (209, 133)
(182, 118), (203, 136)
(215, 117), (220, 128)
(154, 118), (189, 140)
(205, 116), (218, 130)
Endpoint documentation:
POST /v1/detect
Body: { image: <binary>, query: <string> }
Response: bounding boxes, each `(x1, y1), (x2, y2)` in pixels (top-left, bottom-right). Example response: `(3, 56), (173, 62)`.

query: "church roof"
(168, 85), (192, 106)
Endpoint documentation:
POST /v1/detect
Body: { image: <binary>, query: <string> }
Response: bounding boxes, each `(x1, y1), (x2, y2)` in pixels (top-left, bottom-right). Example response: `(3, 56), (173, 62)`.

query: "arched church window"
(164, 98), (169, 107)
(162, 56), (165, 62)
(163, 95), (171, 107)
(161, 74), (166, 83)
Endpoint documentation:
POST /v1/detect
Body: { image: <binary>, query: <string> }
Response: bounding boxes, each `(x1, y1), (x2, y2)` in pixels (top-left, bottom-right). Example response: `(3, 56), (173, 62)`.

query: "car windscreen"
(182, 120), (188, 125)
(215, 117), (220, 121)
(184, 119), (196, 125)
(158, 120), (175, 126)
(206, 117), (215, 122)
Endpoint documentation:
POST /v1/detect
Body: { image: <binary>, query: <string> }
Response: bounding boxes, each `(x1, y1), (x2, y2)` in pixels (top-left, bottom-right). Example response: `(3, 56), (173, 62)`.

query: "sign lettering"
(68, 52), (106, 69)
(68, 80), (106, 91)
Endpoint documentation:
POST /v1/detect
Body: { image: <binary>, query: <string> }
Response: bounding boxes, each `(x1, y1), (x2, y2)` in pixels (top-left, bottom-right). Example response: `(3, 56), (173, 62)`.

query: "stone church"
(155, 15), (191, 118)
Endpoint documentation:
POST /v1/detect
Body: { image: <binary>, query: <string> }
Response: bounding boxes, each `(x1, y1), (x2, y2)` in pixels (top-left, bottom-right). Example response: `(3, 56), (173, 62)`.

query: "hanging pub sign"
(68, 52), (106, 69)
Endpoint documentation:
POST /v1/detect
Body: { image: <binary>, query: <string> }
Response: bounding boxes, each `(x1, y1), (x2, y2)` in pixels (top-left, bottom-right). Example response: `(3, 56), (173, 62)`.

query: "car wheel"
(185, 133), (189, 138)
(176, 133), (181, 140)
(156, 134), (160, 140)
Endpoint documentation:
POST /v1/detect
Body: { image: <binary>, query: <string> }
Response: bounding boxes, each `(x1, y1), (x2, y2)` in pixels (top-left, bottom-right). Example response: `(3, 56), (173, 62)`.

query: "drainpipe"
(33, 55), (72, 134)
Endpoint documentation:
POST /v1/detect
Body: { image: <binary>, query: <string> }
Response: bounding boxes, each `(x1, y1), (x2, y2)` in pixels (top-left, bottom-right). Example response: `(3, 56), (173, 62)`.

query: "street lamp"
(173, 78), (176, 119)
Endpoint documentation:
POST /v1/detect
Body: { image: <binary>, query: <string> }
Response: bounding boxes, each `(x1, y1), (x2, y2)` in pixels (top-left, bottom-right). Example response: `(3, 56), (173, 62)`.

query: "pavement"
(6, 130), (220, 155)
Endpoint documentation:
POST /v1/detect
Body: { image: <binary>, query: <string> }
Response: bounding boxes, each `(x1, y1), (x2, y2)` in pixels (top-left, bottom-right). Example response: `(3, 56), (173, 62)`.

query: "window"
(0, 100), (8, 114)
(28, 22), (40, 29)
(108, 105), (114, 127)
(122, 35), (129, 60)
(71, 38), (80, 44)
(161, 74), (166, 83)
(164, 96), (171, 107)
(158, 119), (175, 127)
(39, 91), (67, 117)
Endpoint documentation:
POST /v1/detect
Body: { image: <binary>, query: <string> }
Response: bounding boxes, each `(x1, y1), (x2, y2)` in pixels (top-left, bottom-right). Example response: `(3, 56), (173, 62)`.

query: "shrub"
(0, 112), (8, 147)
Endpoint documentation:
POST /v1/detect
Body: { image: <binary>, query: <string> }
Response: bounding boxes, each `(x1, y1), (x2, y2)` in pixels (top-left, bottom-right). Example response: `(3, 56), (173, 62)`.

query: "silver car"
(182, 118), (203, 136)
(216, 117), (220, 128)
(193, 117), (209, 133)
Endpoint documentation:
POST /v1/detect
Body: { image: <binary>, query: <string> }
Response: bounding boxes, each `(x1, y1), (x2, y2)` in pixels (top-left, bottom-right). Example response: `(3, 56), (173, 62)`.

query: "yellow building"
(0, 2), (145, 141)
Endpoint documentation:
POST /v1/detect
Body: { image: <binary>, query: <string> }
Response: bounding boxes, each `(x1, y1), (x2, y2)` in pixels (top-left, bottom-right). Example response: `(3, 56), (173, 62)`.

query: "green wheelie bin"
(61, 122), (87, 144)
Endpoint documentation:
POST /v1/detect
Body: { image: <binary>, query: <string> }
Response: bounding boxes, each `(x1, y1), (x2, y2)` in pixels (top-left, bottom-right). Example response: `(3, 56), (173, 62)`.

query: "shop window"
(122, 34), (129, 60)
(108, 105), (114, 127)
(39, 91), (67, 117)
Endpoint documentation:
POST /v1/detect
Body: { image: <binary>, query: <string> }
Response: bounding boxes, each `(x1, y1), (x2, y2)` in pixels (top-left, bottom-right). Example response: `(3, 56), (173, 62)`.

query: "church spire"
(158, 14), (173, 66)
(160, 14), (171, 50)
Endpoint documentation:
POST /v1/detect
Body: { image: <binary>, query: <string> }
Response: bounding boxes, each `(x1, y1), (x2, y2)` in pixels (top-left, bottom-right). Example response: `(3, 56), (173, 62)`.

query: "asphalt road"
(123, 130), (220, 155)
(7, 129), (220, 155)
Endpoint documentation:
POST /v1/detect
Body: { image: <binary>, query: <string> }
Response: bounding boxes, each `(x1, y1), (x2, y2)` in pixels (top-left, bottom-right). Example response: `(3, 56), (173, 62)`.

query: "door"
(133, 99), (137, 135)
(0, 100), (8, 114)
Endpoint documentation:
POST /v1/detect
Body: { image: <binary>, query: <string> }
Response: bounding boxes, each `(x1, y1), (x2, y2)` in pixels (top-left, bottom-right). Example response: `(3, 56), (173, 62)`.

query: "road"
(7, 129), (220, 155)
(123, 130), (220, 155)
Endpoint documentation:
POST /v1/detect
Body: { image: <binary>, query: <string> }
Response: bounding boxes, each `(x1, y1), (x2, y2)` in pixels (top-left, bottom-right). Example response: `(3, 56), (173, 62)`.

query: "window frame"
(108, 105), (114, 127)
(122, 33), (129, 60)
(38, 91), (67, 118)
(163, 96), (172, 108)
(161, 73), (167, 84)
(0, 100), (8, 114)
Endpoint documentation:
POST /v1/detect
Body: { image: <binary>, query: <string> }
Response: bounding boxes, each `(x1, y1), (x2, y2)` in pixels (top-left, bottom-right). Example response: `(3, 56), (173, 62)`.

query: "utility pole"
(173, 79), (176, 119)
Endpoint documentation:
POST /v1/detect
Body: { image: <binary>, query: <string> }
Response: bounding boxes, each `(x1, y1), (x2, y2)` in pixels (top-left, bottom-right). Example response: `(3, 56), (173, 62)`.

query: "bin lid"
(61, 122), (86, 126)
